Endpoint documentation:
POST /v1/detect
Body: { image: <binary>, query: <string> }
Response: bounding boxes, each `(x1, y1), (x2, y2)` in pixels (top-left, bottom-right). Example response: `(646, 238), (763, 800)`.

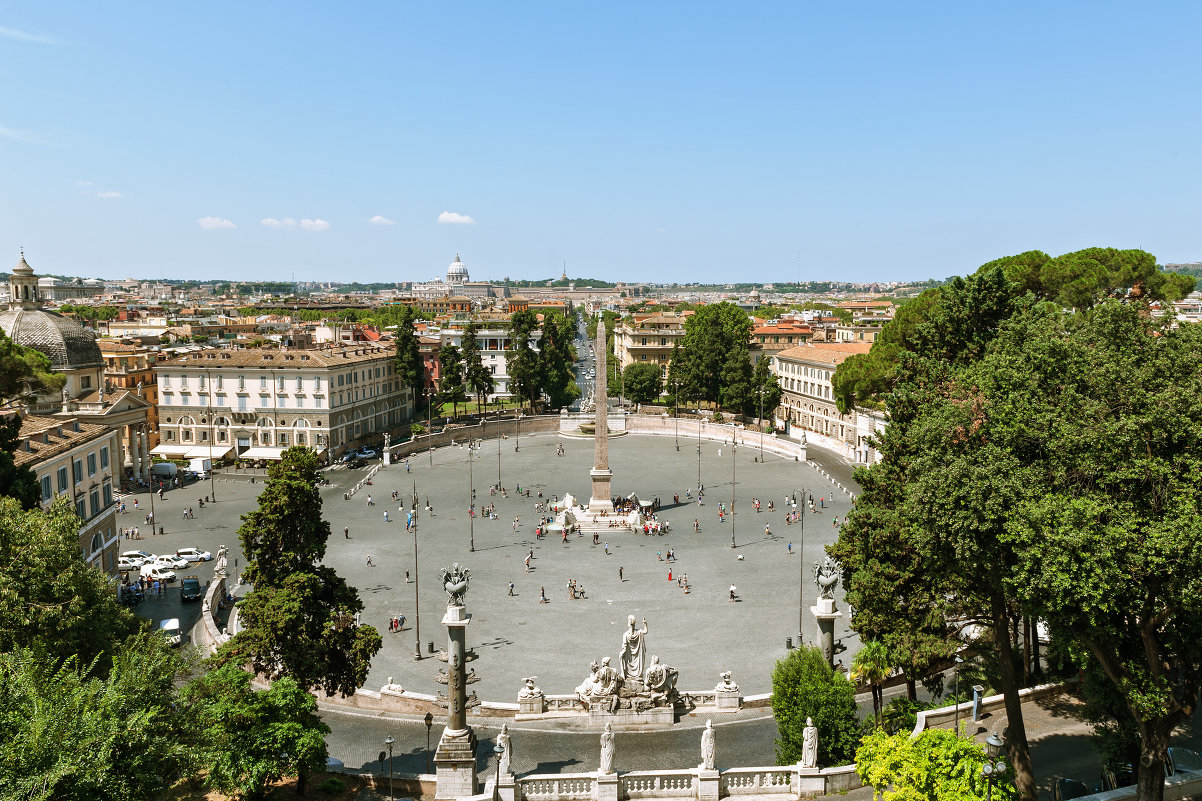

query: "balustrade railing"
(719, 767), (793, 796)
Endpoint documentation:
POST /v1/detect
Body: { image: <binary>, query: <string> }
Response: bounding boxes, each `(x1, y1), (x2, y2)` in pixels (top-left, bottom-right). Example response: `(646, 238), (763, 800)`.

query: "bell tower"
(9, 250), (40, 310)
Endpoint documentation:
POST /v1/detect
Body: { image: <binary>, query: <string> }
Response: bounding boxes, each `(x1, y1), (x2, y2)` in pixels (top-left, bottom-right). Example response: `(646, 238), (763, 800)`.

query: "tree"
(0, 413), (39, 509)
(771, 645), (862, 767)
(622, 362), (662, 405)
(851, 640), (892, 729)
(538, 311), (581, 410)
(856, 728), (1015, 801)
(745, 356), (782, 422)
(507, 309), (541, 411)
(0, 635), (194, 801)
(0, 496), (140, 669)
(671, 303), (753, 408)
(186, 663), (329, 800)
(461, 320), (494, 411)
(0, 327), (65, 406)
(438, 344), (467, 417)
(222, 447), (382, 696)
(393, 305), (425, 409)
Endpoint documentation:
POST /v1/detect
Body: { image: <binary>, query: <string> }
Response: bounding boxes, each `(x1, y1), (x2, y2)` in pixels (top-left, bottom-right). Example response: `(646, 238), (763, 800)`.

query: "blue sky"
(2, 2), (1200, 285)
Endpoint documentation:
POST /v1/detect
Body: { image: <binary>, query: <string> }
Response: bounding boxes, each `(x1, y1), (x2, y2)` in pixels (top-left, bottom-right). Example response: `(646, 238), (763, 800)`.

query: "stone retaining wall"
(196, 574), (228, 656)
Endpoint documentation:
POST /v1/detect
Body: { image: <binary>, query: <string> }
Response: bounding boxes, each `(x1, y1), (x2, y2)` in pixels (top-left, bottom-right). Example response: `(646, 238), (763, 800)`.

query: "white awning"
(150, 444), (192, 457)
(185, 445), (234, 460)
(238, 446), (287, 460)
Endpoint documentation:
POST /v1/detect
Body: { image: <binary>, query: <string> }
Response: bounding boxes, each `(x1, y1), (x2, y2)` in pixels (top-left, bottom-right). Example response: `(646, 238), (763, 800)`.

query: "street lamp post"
(497, 423), (502, 487)
(674, 382), (679, 452)
(981, 732), (1008, 801)
(408, 486), (422, 661)
(514, 413), (520, 452)
(493, 741), (506, 801)
(205, 368), (218, 503)
(798, 485), (807, 646)
(424, 712), (434, 773)
(953, 654), (965, 736)
(427, 388), (434, 467)
(468, 439), (477, 552)
(696, 410), (702, 496)
(384, 735), (395, 800)
(758, 386), (765, 464)
(730, 436), (737, 549)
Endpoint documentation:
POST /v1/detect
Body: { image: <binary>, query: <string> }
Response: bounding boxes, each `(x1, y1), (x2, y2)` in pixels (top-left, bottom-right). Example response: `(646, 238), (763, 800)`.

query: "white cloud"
(96, 190), (122, 199)
(0, 125), (46, 144)
(369, 215), (396, 226)
(198, 216), (236, 230)
(0, 26), (61, 45)
(261, 217), (330, 231)
(438, 211), (476, 225)
(75, 180), (95, 188)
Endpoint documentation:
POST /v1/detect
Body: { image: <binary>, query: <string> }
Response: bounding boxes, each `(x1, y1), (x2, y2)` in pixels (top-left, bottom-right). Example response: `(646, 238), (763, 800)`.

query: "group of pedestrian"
(388, 614), (406, 632)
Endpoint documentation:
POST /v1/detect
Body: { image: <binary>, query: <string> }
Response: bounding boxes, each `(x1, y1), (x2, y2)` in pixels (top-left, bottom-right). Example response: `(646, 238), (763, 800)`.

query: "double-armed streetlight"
(402, 486), (423, 660)
(673, 381), (680, 451)
(467, 438), (481, 551)
(730, 433), (737, 549)
(981, 732), (1008, 801)
(384, 734), (395, 799)
(797, 485), (808, 647)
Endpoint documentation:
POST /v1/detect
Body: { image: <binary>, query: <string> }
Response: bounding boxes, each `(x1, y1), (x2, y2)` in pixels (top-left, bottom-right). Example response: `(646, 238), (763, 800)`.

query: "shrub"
(771, 645), (862, 766)
(319, 776), (346, 795)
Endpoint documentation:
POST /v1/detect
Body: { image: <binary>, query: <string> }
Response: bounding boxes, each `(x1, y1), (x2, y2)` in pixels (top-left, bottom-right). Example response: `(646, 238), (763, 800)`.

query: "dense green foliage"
(856, 729), (1015, 801)
(0, 497), (140, 668)
(537, 311), (581, 409)
(746, 356), (782, 420)
(0, 327), (66, 406)
(0, 635), (194, 801)
(461, 320), (494, 409)
(622, 362), (663, 405)
(506, 309), (541, 410)
(185, 663), (330, 800)
(56, 303), (119, 321)
(850, 640), (892, 729)
(222, 447), (382, 696)
(438, 344), (467, 416)
(771, 645), (861, 767)
(392, 304), (425, 406)
(832, 253), (1202, 799)
(668, 302), (753, 409)
(0, 413), (39, 510)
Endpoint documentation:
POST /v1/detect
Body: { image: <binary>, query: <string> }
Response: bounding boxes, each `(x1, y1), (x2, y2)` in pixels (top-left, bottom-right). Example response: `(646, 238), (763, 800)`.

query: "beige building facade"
(612, 313), (688, 379)
(14, 414), (121, 574)
(770, 342), (872, 449)
(153, 344), (411, 463)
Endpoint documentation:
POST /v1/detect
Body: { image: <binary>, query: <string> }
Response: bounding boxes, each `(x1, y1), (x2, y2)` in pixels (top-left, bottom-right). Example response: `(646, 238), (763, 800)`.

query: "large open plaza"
(134, 429), (858, 703)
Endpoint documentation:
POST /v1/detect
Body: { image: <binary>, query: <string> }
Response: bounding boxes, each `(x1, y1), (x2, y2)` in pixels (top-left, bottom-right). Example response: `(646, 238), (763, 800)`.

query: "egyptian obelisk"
(588, 317), (613, 512)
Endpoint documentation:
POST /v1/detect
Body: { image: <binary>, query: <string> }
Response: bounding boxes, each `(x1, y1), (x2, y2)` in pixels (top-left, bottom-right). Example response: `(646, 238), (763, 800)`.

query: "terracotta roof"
(13, 414), (112, 468)
(158, 343), (395, 369)
(774, 342), (872, 366)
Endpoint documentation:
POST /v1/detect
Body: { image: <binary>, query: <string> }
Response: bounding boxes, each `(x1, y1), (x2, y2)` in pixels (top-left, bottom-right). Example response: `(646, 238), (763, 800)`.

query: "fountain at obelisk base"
(554, 316), (641, 534)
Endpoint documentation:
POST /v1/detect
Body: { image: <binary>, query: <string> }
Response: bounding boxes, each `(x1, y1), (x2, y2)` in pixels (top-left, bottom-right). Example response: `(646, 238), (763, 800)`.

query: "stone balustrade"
(621, 770), (696, 798)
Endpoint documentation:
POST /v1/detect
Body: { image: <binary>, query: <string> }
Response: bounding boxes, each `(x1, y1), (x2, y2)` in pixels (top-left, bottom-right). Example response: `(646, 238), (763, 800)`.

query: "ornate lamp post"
(427, 388), (435, 467)
(424, 711), (434, 773)
(384, 734), (395, 799)
(953, 654), (965, 736)
(493, 741), (505, 800)
(673, 381), (679, 452)
(468, 439), (478, 552)
(403, 487), (423, 661)
(730, 435), (737, 549)
(981, 732), (1008, 801)
(758, 385), (765, 464)
(797, 486), (807, 646)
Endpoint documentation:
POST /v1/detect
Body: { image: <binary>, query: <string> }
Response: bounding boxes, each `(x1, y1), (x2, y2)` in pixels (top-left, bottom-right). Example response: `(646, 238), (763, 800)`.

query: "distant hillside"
(1163, 263), (1202, 280)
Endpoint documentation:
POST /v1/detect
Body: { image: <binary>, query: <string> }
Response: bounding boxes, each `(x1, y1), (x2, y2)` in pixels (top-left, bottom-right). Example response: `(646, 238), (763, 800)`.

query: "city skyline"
(3, 2), (1201, 284)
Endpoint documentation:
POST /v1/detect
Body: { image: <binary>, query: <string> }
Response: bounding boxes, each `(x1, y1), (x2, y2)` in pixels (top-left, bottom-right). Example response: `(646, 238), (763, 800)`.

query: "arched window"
(90, 532), (102, 554)
(178, 415), (196, 443)
(292, 419), (310, 446)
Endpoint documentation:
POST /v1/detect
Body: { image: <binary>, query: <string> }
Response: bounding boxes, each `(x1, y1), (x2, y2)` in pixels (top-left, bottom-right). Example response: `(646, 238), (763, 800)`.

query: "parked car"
(1169, 747), (1202, 775)
(121, 550), (155, 566)
(155, 554), (190, 569)
(356, 448), (379, 459)
(176, 547), (213, 562)
(1100, 764), (1135, 791)
(180, 575), (204, 602)
(158, 618), (182, 647)
(140, 564), (176, 582)
(1053, 778), (1093, 801)
(117, 556), (140, 572)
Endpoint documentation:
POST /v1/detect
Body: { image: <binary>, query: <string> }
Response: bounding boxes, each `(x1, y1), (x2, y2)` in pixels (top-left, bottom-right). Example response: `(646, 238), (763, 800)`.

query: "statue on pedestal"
(700, 720), (715, 770)
(599, 723), (615, 774)
(441, 563), (471, 606)
(643, 655), (678, 705)
(574, 662), (599, 708)
(497, 724), (511, 776)
(800, 717), (818, 768)
(813, 557), (841, 599)
(620, 615), (649, 683)
(520, 677), (541, 698)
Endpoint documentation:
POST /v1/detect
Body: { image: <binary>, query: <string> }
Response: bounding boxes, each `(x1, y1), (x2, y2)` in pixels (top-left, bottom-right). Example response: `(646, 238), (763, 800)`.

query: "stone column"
(811, 597), (842, 669)
(588, 316), (612, 513)
(435, 570), (478, 799)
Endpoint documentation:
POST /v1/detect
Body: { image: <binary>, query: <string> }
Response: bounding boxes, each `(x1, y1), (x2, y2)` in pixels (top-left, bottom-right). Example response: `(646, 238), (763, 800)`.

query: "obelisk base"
(434, 727), (479, 799)
(589, 468), (613, 512)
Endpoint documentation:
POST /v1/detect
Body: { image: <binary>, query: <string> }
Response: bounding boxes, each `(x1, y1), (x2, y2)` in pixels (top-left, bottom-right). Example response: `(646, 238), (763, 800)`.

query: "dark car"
(1053, 778), (1093, 800)
(180, 575), (204, 602)
(1169, 747), (1202, 775)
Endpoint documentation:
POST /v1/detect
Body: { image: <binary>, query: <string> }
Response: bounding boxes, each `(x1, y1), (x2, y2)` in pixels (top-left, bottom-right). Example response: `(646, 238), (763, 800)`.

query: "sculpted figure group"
(573, 614), (680, 712)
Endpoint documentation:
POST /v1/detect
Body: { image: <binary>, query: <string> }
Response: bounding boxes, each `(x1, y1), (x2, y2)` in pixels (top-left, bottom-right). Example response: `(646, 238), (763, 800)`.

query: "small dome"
(0, 308), (104, 370)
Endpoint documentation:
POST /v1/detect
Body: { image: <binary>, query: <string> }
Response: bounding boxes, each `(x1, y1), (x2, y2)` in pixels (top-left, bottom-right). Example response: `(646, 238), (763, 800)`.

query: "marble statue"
(520, 677), (541, 698)
(620, 615), (649, 681)
(700, 720), (716, 770)
(800, 717), (818, 768)
(441, 563), (471, 606)
(643, 655), (678, 704)
(813, 557), (842, 600)
(497, 723), (512, 775)
(594, 657), (622, 710)
(799, 430), (806, 446)
(575, 662), (599, 707)
(599, 723), (615, 774)
(716, 671), (739, 693)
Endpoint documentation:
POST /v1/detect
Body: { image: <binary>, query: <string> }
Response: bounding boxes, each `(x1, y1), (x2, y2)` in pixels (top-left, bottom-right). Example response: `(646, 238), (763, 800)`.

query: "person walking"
(366, 554), (374, 567)
(619, 566), (624, 581)
(508, 582), (515, 596)
(539, 586), (548, 604)
(344, 526), (350, 539)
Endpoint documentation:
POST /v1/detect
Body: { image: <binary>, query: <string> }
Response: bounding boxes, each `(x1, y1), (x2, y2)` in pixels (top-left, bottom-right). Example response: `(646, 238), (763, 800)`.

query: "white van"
(158, 618), (181, 647)
(150, 462), (178, 478)
(141, 564), (176, 582)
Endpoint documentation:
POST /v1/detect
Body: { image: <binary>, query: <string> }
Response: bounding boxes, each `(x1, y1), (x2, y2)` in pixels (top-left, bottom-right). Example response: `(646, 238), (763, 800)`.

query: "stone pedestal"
(518, 690), (545, 715)
(697, 768), (720, 801)
(588, 700), (674, 728)
(795, 766), (823, 798)
(596, 772), (619, 801)
(715, 690), (741, 712)
(811, 600), (842, 669)
(588, 468), (613, 513)
(497, 773), (516, 801)
(434, 727), (479, 799)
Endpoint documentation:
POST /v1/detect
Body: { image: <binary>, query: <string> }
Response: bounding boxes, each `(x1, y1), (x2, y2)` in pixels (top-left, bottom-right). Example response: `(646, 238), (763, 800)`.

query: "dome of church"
(0, 252), (103, 371)
(0, 308), (104, 370)
(446, 253), (470, 283)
